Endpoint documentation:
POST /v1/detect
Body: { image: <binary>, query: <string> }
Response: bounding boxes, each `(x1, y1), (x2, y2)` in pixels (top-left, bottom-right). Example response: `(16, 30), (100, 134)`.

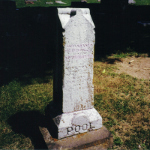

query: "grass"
(0, 79), (53, 149)
(15, 0), (71, 8)
(1, 0), (150, 148)
(9, 0), (150, 8)
(0, 52), (149, 149)
(110, 51), (148, 58)
(135, 0), (150, 5)
(94, 54), (150, 149)
(14, 0), (100, 8)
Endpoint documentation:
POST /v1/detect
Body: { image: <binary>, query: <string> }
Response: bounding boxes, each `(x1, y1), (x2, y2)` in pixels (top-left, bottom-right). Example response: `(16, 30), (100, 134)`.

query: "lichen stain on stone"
(74, 104), (80, 111)
(76, 132), (87, 138)
(80, 104), (86, 110)
(50, 136), (58, 142)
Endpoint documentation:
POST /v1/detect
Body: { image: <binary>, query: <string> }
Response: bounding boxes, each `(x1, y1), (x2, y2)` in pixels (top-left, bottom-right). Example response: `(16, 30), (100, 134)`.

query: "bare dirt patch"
(114, 56), (150, 80)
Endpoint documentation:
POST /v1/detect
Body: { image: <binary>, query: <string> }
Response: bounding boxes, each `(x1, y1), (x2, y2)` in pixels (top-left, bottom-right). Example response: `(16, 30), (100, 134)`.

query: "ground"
(114, 56), (150, 80)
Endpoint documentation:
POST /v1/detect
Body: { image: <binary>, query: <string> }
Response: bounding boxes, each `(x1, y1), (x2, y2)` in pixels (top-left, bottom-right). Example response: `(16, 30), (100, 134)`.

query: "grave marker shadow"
(7, 111), (48, 149)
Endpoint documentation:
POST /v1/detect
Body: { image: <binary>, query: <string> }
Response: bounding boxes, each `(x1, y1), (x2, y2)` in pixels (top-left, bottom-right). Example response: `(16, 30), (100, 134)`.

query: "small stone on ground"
(55, 1), (66, 4)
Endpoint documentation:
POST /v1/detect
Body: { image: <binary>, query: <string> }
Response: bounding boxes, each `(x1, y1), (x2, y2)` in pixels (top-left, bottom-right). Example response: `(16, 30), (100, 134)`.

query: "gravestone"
(55, 1), (67, 4)
(46, 2), (53, 4)
(52, 8), (102, 140)
(128, 0), (135, 4)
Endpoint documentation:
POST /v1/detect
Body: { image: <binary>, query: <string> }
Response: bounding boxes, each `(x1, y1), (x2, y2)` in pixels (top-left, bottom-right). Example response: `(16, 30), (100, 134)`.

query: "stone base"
(52, 108), (102, 139)
(39, 125), (113, 149)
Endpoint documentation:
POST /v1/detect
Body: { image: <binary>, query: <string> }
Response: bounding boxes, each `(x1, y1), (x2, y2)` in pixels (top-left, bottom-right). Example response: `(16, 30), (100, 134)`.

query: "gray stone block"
(39, 126), (113, 149)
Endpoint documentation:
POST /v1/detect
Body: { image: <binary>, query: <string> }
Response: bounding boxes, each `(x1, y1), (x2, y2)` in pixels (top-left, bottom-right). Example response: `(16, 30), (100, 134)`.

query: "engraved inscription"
(75, 125), (80, 132)
(67, 127), (73, 135)
(65, 43), (94, 60)
(63, 42), (94, 112)
(67, 122), (95, 135)
(82, 124), (88, 130)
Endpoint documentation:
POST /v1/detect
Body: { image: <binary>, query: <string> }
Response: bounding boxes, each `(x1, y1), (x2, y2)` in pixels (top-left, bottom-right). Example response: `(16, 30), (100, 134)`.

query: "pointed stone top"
(76, 9), (83, 15)
(58, 8), (95, 29)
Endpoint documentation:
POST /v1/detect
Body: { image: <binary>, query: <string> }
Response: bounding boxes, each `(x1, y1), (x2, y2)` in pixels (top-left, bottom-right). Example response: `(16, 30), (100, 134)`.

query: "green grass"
(1, 0), (149, 8)
(110, 51), (148, 58)
(5, 0), (150, 8)
(0, 79), (53, 149)
(14, 0), (150, 8)
(15, 0), (70, 8)
(72, 0), (100, 3)
(135, 0), (150, 5)
(0, 53), (150, 149)
(15, 0), (100, 8)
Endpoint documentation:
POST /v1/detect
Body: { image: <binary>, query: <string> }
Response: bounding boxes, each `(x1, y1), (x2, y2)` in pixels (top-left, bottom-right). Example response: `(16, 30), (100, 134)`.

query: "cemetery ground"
(4, 0), (150, 8)
(0, 2), (150, 150)
(14, 0), (100, 8)
(0, 52), (150, 149)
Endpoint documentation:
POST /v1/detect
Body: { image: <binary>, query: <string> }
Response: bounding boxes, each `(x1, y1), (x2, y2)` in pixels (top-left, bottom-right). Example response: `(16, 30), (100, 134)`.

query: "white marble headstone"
(128, 0), (135, 4)
(52, 8), (102, 139)
(61, 9), (95, 113)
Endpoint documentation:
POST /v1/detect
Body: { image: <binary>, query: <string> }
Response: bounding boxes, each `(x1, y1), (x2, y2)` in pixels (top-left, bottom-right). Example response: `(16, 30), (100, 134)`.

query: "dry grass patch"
(94, 60), (150, 149)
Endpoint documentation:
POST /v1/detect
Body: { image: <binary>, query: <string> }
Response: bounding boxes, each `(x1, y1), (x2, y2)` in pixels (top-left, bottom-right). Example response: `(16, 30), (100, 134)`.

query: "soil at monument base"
(114, 56), (150, 80)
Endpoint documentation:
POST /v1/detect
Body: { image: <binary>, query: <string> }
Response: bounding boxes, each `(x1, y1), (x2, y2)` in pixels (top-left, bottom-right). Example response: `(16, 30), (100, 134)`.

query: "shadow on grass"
(44, 101), (63, 139)
(95, 57), (123, 64)
(7, 111), (48, 149)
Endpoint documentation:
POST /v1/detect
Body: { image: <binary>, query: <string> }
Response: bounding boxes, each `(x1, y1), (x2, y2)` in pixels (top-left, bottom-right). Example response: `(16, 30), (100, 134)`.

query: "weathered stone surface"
(53, 108), (102, 139)
(51, 8), (102, 139)
(58, 8), (95, 113)
(39, 126), (113, 149)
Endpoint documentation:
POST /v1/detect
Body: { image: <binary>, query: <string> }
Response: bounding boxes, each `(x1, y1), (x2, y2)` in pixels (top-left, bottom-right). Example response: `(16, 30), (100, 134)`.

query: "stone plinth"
(39, 126), (113, 149)
(53, 108), (102, 139)
(50, 8), (102, 140)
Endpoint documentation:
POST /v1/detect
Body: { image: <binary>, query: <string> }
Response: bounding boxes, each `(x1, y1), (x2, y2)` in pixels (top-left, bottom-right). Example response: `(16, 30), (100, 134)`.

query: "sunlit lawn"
(0, 52), (150, 149)
(14, 0), (150, 8)
(15, 0), (100, 8)
(94, 54), (150, 149)
(11, 0), (150, 9)
(135, 0), (150, 5)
